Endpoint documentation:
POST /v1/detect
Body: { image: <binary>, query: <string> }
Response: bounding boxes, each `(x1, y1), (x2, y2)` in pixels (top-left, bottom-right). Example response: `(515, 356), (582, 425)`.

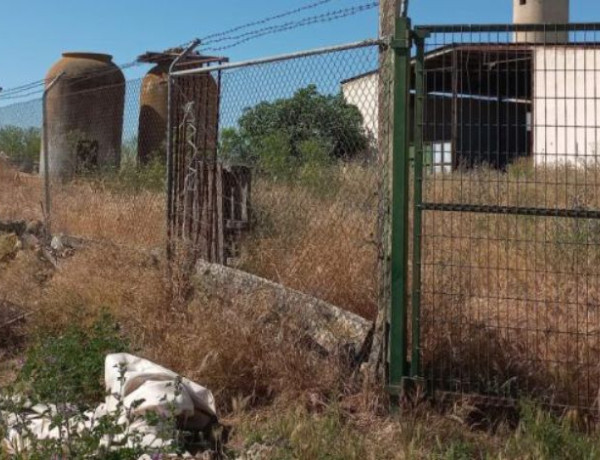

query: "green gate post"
(387, 15), (413, 399)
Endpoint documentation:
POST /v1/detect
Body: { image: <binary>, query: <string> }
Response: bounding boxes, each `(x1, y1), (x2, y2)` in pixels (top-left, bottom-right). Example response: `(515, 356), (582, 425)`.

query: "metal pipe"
(171, 39), (383, 77)
(42, 72), (64, 238)
(166, 39), (200, 262)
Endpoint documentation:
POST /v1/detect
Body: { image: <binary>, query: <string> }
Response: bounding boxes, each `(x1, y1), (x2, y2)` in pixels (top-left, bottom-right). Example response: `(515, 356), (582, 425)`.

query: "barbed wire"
(200, 0), (337, 44)
(0, 79), (45, 94)
(0, 62), (143, 101)
(0, 88), (46, 101)
(201, 2), (378, 46)
(201, 2), (380, 52)
(0, 80), (46, 99)
(0, 0), (379, 100)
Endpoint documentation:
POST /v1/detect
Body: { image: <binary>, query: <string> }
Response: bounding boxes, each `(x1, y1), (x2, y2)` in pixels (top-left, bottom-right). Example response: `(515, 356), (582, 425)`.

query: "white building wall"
(342, 73), (379, 141)
(534, 47), (600, 167)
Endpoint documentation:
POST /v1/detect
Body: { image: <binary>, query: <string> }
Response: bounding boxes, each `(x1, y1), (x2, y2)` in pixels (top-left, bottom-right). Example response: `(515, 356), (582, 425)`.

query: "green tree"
(0, 125), (41, 172)
(221, 84), (368, 166)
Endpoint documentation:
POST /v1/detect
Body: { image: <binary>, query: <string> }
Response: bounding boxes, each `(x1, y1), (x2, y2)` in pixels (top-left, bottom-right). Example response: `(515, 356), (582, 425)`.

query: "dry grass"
(1, 159), (377, 411)
(51, 184), (166, 248)
(6, 160), (600, 456)
(0, 241), (348, 413)
(419, 163), (600, 409)
(0, 161), (165, 248)
(238, 166), (380, 319)
(6, 157), (600, 413)
(0, 162), (42, 223)
(0, 161), (380, 318)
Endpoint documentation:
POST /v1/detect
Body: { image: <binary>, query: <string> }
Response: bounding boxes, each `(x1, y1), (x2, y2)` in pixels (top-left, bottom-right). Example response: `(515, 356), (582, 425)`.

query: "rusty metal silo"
(137, 51), (226, 165)
(137, 62), (169, 164)
(41, 52), (125, 180)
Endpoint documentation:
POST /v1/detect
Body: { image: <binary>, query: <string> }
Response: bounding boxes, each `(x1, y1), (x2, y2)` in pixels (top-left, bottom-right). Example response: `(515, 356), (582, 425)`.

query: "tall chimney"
(513, 0), (570, 43)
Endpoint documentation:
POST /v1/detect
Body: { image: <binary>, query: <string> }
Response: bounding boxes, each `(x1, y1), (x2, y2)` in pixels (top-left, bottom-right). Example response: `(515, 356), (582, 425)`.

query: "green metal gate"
(392, 22), (600, 411)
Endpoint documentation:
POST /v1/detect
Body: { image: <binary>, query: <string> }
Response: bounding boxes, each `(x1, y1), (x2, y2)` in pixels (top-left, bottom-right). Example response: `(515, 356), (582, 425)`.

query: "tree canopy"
(221, 84), (369, 167)
(0, 125), (41, 172)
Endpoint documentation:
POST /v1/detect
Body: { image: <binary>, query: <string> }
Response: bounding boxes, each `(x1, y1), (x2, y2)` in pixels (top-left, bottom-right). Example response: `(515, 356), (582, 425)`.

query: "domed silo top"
(46, 52), (125, 89)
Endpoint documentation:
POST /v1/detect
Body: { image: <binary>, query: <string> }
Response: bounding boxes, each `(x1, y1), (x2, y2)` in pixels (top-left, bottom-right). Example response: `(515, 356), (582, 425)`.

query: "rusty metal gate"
(407, 23), (600, 410)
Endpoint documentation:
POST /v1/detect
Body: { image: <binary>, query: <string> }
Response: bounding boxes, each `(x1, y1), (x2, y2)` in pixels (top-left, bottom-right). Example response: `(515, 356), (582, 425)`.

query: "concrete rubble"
(195, 260), (373, 362)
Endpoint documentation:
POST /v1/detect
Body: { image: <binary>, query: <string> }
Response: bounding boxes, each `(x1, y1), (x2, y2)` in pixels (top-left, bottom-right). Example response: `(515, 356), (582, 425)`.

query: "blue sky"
(1, 0), (599, 91)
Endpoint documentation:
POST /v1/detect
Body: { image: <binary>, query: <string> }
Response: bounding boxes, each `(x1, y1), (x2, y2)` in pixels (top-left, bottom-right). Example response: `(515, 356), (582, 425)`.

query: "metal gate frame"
(390, 20), (600, 411)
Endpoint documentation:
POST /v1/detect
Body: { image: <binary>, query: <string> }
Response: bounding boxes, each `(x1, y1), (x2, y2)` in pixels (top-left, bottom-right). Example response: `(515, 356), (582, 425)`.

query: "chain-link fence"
(169, 40), (385, 318)
(0, 76), (167, 249)
(0, 41), (387, 320)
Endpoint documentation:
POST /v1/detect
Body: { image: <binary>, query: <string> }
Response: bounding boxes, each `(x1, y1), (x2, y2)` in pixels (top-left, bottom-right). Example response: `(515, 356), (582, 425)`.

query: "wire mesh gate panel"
(412, 23), (600, 410)
(169, 40), (384, 319)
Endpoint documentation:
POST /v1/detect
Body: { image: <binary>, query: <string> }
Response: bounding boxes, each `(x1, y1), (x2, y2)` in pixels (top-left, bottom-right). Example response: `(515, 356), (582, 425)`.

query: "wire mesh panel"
(169, 41), (384, 319)
(414, 23), (600, 410)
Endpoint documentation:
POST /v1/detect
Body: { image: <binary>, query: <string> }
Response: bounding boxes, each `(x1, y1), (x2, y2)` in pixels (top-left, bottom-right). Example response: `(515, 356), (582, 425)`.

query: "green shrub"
(244, 134), (341, 196)
(116, 154), (166, 193)
(256, 132), (295, 182)
(0, 125), (40, 172)
(19, 313), (129, 406)
(218, 84), (370, 194)
(236, 84), (368, 161)
(297, 137), (339, 196)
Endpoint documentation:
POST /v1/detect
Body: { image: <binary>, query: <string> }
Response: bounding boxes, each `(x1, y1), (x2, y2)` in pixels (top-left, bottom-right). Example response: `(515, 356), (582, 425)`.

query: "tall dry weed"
(1, 161), (380, 319)
(239, 165), (379, 319)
